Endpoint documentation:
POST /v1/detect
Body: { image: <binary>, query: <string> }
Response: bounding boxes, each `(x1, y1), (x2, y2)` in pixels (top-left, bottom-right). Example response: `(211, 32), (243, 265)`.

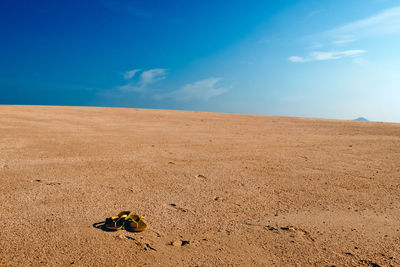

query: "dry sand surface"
(0, 105), (399, 266)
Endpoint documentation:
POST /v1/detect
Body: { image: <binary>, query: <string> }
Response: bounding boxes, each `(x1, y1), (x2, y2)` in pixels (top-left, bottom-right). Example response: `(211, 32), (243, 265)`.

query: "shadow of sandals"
(92, 221), (117, 232)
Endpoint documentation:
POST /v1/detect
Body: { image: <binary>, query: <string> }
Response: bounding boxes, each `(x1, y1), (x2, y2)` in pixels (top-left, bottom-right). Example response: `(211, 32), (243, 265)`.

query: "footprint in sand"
(265, 225), (315, 242)
(344, 252), (382, 267)
(33, 179), (61, 186)
(116, 234), (135, 241)
(117, 235), (157, 251)
(0, 163), (9, 169)
(169, 240), (190, 247)
(195, 174), (207, 180)
(169, 203), (188, 212)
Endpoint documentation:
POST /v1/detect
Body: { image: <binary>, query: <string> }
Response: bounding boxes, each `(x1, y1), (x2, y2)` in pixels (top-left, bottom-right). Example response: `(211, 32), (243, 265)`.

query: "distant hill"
(354, 117), (369, 121)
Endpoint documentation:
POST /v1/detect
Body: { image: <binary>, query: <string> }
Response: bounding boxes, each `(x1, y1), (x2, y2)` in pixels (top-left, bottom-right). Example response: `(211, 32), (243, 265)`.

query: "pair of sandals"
(104, 211), (147, 232)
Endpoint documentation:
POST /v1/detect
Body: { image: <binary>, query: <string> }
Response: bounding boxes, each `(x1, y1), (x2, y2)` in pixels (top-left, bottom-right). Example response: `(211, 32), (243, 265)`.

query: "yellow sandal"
(104, 211), (130, 231)
(124, 213), (147, 232)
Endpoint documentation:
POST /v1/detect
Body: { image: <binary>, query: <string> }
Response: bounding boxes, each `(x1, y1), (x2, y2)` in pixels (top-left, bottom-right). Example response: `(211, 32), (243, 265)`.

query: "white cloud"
(332, 37), (356, 46)
(330, 6), (400, 37)
(117, 68), (167, 92)
(155, 77), (230, 101)
(302, 6), (400, 51)
(139, 69), (167, 86)
(288, 56), (307, 62)
(312, 50), (365, 60)
(123, 69), (140, 80)
(289, 50), (366, 63)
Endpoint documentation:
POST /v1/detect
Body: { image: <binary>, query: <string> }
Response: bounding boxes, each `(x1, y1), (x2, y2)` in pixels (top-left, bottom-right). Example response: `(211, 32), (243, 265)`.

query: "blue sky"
(1, 0), (400, 122)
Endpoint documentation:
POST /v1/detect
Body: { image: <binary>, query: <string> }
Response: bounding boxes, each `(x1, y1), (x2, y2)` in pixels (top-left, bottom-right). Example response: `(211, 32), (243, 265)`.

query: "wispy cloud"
(155, 78), (231, 101)
(288, 56), (307, 63)
(289, 50), (366, 63)
(117, 68), (167, 92)
(330, 6), (400, 37)
(123, 69), (141, 80)
(299, 6), (400, 56)
(139, 69), (167, 87)
(332, 37), (356, 46)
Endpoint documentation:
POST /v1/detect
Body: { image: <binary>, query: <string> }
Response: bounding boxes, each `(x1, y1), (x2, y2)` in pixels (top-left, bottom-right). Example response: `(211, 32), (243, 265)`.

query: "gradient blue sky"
(1, 0), (400, 122)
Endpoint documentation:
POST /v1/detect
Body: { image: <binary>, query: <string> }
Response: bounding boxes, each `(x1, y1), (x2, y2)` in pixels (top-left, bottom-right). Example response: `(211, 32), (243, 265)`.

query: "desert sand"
(0, 105), (399, 266)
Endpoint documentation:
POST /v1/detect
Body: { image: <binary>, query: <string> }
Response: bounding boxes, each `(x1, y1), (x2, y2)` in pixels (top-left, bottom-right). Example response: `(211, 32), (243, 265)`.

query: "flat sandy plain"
(0, 105), (399, 266)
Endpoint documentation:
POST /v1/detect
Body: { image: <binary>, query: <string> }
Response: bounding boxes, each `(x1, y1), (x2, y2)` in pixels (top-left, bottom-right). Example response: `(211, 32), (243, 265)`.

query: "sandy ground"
(0, 105), (399, 266)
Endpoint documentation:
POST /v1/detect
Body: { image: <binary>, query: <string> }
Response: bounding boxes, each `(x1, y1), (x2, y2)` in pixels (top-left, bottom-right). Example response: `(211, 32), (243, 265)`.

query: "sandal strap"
(125, 213), (144, 228)
(105, 214), (129, 230)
